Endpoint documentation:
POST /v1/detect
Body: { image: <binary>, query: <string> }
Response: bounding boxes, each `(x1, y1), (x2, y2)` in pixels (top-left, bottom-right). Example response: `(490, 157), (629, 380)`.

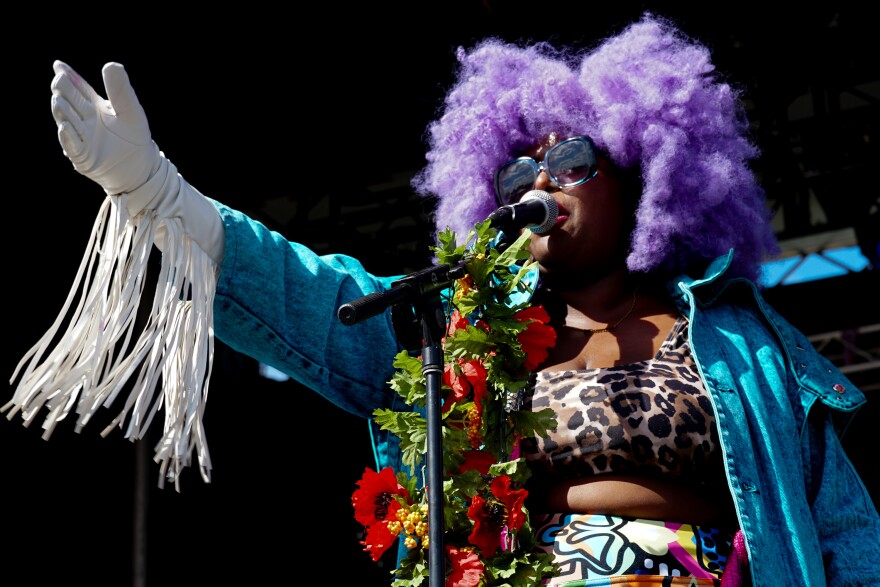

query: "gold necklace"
(563, 288), (638, 334)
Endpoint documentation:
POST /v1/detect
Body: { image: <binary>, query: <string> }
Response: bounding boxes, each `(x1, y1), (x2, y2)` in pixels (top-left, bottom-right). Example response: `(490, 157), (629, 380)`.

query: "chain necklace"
(563, 288), (638, 334)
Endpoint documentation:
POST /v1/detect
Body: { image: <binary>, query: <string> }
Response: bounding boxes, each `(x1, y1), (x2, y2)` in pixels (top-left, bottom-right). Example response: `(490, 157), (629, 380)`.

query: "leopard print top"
(520, 315), (723, 483)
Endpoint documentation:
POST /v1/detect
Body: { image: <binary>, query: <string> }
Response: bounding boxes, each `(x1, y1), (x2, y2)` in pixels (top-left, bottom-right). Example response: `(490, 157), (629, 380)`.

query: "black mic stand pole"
(337, 260), (469, 587)
(418, 296), (447, 587)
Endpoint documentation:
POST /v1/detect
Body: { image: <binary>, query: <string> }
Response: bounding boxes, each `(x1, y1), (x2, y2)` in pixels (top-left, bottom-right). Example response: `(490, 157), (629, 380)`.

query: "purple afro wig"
(411, 13), (780, 282)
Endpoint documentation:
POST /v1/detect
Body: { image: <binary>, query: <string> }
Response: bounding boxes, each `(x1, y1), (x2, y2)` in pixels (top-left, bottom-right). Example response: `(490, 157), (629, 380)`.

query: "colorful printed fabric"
(534, 513), (734, 586)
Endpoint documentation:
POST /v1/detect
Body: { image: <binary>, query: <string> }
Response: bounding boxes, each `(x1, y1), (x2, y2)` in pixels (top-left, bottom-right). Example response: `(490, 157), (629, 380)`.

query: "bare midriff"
(530, 473), (738, 528)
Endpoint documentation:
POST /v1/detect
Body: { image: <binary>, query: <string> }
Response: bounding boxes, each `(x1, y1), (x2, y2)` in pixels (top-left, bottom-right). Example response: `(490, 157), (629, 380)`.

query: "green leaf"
(373, 409), (427, 473)
(389, 351), (427, 406)
(446, 467), (487, 499)
(494, 230), (534, 268)
(443, 325), (494, 359)
(488, 458), (532, 486)
(507, 407), (557, 442)
(392, 555), (429, 587)
(441, 414), (474, 458)
(507, 258), (539, 294)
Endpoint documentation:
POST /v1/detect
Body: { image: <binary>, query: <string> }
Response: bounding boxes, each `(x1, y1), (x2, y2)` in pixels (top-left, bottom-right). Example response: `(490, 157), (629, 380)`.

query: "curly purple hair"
(411, 13), (779, 282)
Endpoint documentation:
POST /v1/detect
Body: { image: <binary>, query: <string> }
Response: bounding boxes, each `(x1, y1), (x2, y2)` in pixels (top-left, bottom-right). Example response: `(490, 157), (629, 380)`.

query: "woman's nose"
(534, 169), (553, 191)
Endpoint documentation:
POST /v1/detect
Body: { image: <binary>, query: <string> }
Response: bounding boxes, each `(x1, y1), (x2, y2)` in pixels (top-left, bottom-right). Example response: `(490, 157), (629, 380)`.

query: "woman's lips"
(554, 201), (569, 225)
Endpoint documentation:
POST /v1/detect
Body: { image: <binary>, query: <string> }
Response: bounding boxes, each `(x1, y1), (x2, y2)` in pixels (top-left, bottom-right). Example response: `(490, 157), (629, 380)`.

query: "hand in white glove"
(50, 61), (224, 262)
(51, 60), (159, 198)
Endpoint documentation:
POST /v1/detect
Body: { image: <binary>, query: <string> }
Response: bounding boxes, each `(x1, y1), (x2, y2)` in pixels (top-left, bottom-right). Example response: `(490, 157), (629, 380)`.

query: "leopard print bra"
(520, 315), (723, 483)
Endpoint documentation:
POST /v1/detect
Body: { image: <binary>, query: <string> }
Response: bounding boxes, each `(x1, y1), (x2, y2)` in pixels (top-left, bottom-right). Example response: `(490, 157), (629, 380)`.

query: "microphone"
(486, 190), (558, 234)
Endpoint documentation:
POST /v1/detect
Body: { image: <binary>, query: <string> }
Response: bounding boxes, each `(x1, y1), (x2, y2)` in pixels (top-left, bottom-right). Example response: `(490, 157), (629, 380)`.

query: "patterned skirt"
(533, 513), (735, 586)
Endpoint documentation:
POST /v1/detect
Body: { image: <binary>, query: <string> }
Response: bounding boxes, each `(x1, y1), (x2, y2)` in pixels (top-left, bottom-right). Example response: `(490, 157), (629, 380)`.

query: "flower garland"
(351, 221), (559, 586)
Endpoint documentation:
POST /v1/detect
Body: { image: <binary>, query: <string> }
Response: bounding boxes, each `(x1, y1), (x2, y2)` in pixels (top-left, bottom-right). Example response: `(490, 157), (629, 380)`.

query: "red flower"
(490, 475), (527, 532)
(466, 475), (529, 557)
(352, 467), (409, 525)
(513, 305), (557, 370)
(351, 467), (410, 561)
(447, 308), (470, 336)
(456, 449), (496, 475)
(442, 308), (470, 346)
(461, 360), (488, 408)
(360, 514), (400, 562)
(446, 545), (484, 587)
(443, 358), (488, 414)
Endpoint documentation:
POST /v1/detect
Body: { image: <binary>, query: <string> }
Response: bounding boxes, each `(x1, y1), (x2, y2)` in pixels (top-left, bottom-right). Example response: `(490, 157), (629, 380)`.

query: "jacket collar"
(667, 249), (738, 312)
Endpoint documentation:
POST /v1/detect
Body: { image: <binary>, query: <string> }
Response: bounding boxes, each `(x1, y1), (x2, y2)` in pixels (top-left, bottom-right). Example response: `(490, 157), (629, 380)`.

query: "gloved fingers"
(52, 60), (101, 106)
(50, 64), (98, 126)
(101, 62), (151, 145)
(57, 121), (84, 159)
(50, 94), (82, 134)
(102, 63), (134, 117)
(48, 60), (159, 196)
(52, 96), (87, 159)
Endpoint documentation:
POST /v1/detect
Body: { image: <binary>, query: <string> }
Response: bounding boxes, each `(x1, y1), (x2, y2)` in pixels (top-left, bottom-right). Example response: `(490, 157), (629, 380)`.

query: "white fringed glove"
(14, 61), (227, 486)
(50, 60), (224, 262)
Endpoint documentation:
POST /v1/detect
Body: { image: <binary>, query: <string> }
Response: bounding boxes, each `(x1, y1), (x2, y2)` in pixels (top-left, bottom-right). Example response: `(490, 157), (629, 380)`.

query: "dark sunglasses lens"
(496, 160), (537, 205)
(548, 139), (597, 185)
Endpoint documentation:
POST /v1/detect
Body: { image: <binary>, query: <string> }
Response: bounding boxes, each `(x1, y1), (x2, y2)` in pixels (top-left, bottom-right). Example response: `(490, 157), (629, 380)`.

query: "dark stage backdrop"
(3, 3), (876, 586)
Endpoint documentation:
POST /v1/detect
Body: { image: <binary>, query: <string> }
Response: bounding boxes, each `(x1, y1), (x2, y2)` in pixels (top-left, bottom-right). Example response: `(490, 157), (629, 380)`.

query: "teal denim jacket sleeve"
(210, 201), (406, 422)
(806, 404), (880, 585)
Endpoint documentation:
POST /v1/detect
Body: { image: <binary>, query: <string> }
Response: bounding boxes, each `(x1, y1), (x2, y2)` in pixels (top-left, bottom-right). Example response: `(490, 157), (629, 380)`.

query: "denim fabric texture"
(210, 201), (880, 586)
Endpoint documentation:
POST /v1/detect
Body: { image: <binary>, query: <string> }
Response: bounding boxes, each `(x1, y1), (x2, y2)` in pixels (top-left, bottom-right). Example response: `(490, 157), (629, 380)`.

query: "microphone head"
(521, 190), (559, 234)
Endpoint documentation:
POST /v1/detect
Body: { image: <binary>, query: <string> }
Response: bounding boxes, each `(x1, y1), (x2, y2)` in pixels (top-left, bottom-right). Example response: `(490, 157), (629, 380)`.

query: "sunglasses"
(493, 135), (600, 207)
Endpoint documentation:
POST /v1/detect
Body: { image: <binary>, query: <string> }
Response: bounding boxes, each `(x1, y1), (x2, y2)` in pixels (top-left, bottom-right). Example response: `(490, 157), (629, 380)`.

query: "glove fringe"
(4, 196), (216, 490)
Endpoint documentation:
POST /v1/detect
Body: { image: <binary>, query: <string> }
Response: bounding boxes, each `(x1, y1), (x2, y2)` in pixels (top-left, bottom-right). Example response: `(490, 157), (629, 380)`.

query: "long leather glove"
(50, 60), (224, 262)
(5, 62), (224, 488)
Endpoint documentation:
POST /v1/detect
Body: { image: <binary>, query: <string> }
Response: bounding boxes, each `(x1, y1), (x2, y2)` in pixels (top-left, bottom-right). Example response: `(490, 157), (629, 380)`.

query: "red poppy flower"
(456, 449), (496, 475)
(447, 308), (470, 336)
(445, 545), (484, 587)
(352, 467), (409, 526)
(466, 494), (498, 556)
(460, 360), (488, 407)
(466, 475), (529, 557)
(442, 308), (471, 345)
(490, 475), (527, 532)
(443, 358), (488, 414)
(352, 467), (410, 561)
(360, 513), (401, 562)
(513, 305), (557, 370)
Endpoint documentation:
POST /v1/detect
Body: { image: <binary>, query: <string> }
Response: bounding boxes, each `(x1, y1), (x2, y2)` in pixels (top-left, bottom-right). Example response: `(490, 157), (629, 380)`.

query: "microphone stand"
(338, 259), (470, 587)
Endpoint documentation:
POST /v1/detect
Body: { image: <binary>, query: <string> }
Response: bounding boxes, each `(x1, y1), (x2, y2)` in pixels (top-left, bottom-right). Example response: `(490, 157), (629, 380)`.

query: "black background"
(3, 3), (876, 586)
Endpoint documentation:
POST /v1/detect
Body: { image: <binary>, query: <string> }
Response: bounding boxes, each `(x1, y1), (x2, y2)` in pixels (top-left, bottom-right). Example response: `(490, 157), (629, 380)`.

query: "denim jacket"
(211, 202), (880, 586)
